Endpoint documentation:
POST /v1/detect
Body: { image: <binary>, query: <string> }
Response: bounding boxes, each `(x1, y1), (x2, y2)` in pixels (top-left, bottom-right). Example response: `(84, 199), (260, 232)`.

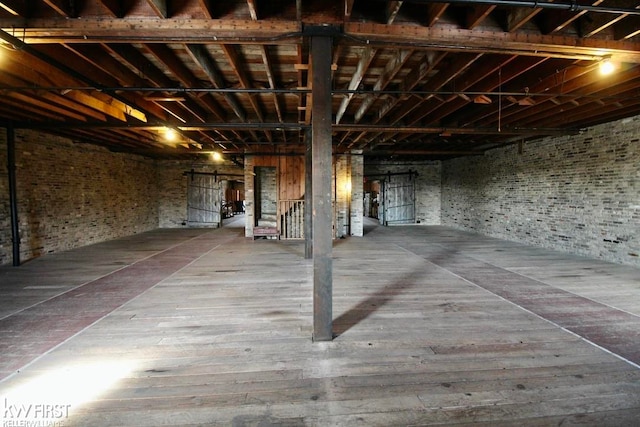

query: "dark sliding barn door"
(381, 175), (415, 225)
(187, 174), (221, 227)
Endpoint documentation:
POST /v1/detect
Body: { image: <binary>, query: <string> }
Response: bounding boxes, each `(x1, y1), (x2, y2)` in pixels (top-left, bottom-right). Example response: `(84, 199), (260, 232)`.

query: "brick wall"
(442, 116), (640, 267)
(364, 161), (442, 225)
(0, 130), (158, 266)
(350, 152), (364, 237)
(0, 131), (9, 264)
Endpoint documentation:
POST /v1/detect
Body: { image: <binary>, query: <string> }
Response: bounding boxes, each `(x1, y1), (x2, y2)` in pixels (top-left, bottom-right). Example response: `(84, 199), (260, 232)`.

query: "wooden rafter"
(427, 3), (448, 27)
(197, 0), (214, 18)
(186, 44), (247, 122)
(144, 43), (227, 122)
(506, 6), (545, 32)
(146, 0), (168, 18)
(335, 46), (376, 124)
(466, 5), (495, 29)
(386, 1), (404, 24)
(43, 0), (74, 17)
(221, 44), (264, 122)
(96, 0), (124, 18)
(354, 49), (412, 123)
(0, 0), (24, 16)
(246, 0), (259, 20)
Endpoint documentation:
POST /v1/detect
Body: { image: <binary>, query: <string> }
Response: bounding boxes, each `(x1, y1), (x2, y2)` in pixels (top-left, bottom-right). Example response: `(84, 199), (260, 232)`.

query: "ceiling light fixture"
(163, 127), (178, 141)
(599, 57), (616, 76)
(211, 152), (222, 161)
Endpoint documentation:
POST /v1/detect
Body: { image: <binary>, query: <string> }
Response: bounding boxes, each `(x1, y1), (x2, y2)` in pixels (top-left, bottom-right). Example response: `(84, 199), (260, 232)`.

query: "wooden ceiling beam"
(539, 4), (591, 34)
(335, 46), (376, 124)
(386, 1), (404, 24)
(395, 52), (483, 124)
(347, 51), (446, 149)
(0, 100), (67, 121)
(614, 16), (640, 40)
(460, 61), (592, 126)
(344, 0), (355, 20)
(350, 53), (447, 148)
(96, 0), (124, 18)
(8, 92), (88, 121)
(144, 44), (199, 88)
(375, 51), (447, 124)
(512, 70), (640, 127)
(4, 16), (640, 62)
(146, 0), (169, 18)
(221, 44), (265, 123)
(246, 0), (259, 20)
(344, 22), (640, 64)
(1, 48), (150, 122)
(421, 55), (534, 127)
(144, 43), (228, 123)
(260, 46), (285, 123)
(426, 3), (448, 27)
(64, 91), (129, 122)
(0, 0), (25, 16)
(244, 5), (284, 136)
(197, 0), (214, 19)
(105, 43), (173, 87)
(186, 44), (247, 122)
(578, 8), (629, 38)
(354, 49), (413, 123)
(0, 18), (301, 43)
(0, 66), (114, 122)
(466, 5), (495, 29)
(62, 44), (143, 86)
(43, 0), (75, 17)
(505, 6), (545, 32)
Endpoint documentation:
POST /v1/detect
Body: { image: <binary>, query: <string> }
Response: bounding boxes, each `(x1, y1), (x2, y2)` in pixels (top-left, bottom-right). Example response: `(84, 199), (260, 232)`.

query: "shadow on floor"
(333, 270), (421, 338)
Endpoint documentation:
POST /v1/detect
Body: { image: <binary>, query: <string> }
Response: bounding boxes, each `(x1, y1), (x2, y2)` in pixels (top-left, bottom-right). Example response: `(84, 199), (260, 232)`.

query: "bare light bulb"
(164, 128), (177, 141)
(599, 59), (615, 76)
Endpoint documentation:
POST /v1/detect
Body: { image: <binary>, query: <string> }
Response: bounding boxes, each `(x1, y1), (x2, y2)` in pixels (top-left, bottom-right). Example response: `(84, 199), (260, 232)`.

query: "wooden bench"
(253, 226), (280, 240)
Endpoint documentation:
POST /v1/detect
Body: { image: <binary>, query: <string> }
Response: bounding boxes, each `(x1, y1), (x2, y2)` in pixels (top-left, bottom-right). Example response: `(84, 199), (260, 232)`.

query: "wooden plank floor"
(1, 217), (639, 426)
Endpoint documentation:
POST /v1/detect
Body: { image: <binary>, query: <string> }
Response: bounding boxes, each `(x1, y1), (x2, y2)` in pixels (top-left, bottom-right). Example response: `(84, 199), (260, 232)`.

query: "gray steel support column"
(304, 128), (313, 259)
(311, 35), (333, 341)
(7, 125), (20, 266)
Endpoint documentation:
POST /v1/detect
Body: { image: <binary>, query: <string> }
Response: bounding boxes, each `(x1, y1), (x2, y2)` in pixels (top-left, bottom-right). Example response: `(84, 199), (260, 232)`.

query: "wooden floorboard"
(1, 218), (639, 426)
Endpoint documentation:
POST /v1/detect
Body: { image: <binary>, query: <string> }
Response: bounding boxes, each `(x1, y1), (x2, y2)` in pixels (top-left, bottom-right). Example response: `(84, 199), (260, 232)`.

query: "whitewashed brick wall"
(442, 116), (640, 267)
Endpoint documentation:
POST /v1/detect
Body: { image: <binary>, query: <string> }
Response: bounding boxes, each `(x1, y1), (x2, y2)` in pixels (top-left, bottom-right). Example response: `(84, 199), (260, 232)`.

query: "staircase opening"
(254, 166), (279, 239)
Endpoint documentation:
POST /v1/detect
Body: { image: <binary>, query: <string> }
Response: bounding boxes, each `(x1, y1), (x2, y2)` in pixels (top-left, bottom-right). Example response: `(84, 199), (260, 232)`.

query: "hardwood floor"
(1, 218), (639, 426)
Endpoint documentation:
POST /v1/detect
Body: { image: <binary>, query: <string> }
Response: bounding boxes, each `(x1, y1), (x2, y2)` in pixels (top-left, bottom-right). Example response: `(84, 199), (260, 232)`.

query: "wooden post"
(304, 128), (313, 259)
(311, 34), (333, 341)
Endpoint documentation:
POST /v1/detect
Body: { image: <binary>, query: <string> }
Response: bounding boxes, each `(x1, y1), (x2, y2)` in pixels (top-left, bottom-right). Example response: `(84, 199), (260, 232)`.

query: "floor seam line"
(0, 229), (216, 322)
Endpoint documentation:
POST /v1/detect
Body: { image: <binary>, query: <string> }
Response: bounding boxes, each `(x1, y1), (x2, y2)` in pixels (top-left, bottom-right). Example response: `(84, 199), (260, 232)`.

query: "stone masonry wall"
(0, 130), (158, 266)
(442, 116), (640, 267)
(364, 160), (442, 225)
